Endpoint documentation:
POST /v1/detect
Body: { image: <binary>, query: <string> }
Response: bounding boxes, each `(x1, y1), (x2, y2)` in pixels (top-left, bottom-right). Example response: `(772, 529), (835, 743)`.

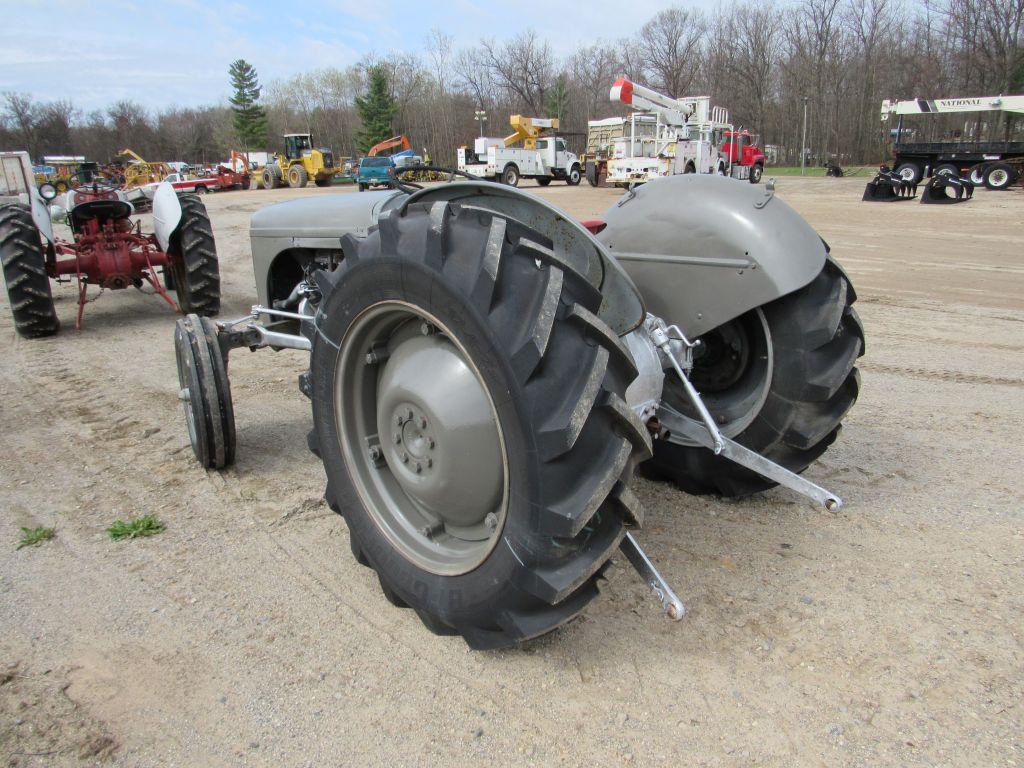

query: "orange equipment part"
(367, 135), (411, 157)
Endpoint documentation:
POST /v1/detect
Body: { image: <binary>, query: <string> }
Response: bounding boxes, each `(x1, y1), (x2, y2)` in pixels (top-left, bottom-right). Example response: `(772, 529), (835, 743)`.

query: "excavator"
(367, 136), (411, 157)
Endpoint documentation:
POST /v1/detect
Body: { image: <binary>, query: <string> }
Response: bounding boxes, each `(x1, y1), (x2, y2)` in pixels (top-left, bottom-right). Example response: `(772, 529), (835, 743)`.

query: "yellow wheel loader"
(261, 134), (340, 189)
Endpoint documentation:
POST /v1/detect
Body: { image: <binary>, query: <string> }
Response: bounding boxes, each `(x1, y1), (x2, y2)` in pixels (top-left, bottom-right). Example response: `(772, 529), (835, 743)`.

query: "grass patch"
(17, 526), (55, 549)
(107, 515), (165, 541)
(766, 165), (875, 177)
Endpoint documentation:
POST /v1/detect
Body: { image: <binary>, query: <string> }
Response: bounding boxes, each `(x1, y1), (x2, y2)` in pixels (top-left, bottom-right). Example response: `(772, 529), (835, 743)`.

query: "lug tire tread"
(309, 200), (648, 649)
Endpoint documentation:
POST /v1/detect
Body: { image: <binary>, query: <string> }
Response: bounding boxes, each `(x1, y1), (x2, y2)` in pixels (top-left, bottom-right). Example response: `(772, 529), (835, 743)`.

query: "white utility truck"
(457, 115), (582, 187)
(605, 78), (746, 185)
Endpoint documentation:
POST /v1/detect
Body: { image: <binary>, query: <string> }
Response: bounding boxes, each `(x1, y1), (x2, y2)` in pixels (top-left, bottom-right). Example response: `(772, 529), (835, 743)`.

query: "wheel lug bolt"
(393, 432), (402, 444)
(368, 446), (382, 462)
(406, 408), (414, 421)
(426, 458), (433, 468)
(415, 462), (422, 473)
(427, 438), (435, 449)
(401, 452), (409, 463)
(484, 512), (498, 530)
(396, 414), (404, 426)
(418, 416), (427, 428)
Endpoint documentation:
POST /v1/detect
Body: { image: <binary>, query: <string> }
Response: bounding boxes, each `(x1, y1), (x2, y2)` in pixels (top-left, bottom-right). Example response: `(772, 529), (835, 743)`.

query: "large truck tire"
(0, 203), (59, 338)
(262, 166), (282, 190)
(984, 162), (1017, 190)
(501, 164), (520, 187)
(288, 165), (309, 188)
(308, 201), (652, 649)
(168, 194), (220, 315)
(894, 162), (923, 184)
(585, 161), (600, 187)
(645, 259), (863, 497)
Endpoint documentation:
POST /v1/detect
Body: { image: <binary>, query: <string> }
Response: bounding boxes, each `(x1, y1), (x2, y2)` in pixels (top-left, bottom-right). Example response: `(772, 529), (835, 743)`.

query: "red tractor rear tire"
(0, 203), (59, 338)
(168, 195), (220, 316)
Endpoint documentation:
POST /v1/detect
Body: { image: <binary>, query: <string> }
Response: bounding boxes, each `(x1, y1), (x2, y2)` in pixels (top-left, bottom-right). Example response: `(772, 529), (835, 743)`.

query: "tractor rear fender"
(597, 175), (827, 338)
(153, 182), (183, 252)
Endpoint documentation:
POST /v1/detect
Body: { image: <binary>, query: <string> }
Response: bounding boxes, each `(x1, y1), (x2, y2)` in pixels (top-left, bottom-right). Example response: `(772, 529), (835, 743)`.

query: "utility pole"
(800, 97), (808, 175)
(474, 110), (487, 138)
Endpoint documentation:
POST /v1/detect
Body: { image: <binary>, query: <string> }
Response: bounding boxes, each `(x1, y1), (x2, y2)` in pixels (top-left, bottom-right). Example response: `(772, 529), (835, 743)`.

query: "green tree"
(545, 74), (570, 123)
(355, 67), (397, 153)
(228, 59), (267, 150)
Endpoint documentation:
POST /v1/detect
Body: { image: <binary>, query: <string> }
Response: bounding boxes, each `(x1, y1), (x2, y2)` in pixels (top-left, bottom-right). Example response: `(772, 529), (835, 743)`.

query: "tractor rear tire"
(585, 162), (601, 187)
(0, 203), (59, 338)
(288, 165), (309, 188)
(644, 258), (863, 497)
(314, 177), (332, 187)
(168, 194), (220, 316)
(262, 167), (282, 190)
(309, 201), (652, 649)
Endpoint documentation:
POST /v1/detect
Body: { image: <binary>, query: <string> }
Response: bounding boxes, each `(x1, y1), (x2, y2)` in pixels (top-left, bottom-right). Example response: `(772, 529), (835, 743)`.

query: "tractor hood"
(250, 190), (404, 239)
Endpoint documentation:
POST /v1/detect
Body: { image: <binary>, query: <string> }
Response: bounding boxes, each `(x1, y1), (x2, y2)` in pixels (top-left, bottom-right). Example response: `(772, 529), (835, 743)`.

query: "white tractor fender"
(152, 182), (183, 252)
(29, 187), (55, 243)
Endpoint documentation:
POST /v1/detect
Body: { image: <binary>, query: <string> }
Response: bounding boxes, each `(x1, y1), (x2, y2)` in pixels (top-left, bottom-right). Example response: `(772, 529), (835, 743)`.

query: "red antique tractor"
(1, 153), (219, 337)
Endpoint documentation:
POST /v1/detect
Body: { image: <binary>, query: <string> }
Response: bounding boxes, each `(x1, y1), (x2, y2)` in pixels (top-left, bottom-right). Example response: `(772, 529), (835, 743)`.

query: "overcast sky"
(1, 0), (701, 112)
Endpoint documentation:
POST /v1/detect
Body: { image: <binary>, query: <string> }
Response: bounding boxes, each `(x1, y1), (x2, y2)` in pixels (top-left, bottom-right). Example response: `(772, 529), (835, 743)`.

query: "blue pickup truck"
(356, 157), (394, 191)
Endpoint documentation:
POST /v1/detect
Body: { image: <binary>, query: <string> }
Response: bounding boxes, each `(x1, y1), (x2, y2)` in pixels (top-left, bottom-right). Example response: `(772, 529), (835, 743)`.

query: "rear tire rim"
(335, 301), (509, 575)
(898, 166), (916, 181)
(989, 169), (1008, 187)
(664, 309), (773, 446)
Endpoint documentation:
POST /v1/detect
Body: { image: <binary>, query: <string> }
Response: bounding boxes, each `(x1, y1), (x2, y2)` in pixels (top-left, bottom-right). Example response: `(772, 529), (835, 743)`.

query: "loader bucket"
(920, 174), (974, 204)
(863, 167), (916, 202)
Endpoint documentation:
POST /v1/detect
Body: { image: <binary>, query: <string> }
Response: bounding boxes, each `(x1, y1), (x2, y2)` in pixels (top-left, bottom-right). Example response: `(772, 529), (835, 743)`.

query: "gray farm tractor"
(174, 172), (863, 649)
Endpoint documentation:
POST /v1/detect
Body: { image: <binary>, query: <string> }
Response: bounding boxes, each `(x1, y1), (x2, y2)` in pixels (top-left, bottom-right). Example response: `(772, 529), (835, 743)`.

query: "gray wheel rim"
(898, 166), (916, 181)
(664, 308), (773, 446)
(335, 301), (509, 575)
(989, 169), (1008, 187)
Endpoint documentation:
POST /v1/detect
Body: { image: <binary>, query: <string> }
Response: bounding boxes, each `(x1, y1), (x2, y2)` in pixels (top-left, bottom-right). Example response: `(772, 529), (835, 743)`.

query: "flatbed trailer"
(883, 95), (1024, 189)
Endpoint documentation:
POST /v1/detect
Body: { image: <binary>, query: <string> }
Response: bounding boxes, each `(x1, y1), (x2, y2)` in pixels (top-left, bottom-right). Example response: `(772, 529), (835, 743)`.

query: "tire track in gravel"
(11, 337), (621, 765)
(860, 361), (1024, 388)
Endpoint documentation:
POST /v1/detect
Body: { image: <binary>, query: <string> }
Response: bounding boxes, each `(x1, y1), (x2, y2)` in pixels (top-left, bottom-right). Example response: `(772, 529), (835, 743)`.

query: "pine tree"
(228, 59), (268, 151)
(355, 67), (397, 153)
(545, 75), (570, 124)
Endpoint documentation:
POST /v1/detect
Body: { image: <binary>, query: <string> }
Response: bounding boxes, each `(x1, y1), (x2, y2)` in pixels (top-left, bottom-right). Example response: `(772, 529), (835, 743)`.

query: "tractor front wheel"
(0, 203), (59, 338)
(309, 201), (651, 649)
(288, 165), (309, 188)
(645, 259), (863, 497)
(168, 194), (220, 316)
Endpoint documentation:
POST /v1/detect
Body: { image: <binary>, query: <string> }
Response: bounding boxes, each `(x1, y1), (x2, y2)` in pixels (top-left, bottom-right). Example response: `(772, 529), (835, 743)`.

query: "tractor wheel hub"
(376, 333), (503, 531)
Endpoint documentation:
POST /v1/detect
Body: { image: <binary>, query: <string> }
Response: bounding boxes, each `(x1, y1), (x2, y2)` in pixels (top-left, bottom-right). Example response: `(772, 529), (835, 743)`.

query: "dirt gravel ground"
(1, 176), (1021, 767)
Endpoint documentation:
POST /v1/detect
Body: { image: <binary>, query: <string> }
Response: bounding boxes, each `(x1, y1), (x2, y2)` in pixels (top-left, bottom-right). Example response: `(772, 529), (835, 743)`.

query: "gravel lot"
(1, 176), (1021, 767)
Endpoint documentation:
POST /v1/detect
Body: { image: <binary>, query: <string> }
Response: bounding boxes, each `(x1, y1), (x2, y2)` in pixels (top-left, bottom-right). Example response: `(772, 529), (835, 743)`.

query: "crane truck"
(604, 77), (765, 185)
(882, 94), (1024, 189)
(457, 115), (582, 187)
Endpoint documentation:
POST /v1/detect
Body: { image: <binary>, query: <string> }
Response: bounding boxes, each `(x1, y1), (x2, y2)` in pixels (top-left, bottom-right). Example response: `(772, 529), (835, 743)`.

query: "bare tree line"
(3, 0), (1021, 168)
